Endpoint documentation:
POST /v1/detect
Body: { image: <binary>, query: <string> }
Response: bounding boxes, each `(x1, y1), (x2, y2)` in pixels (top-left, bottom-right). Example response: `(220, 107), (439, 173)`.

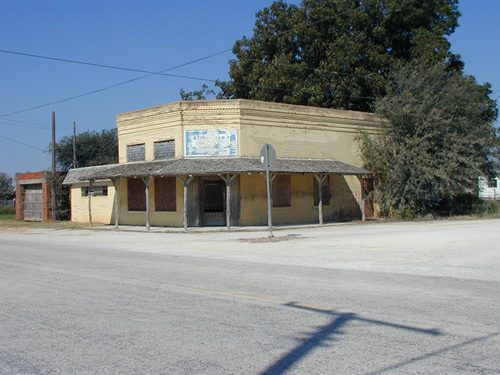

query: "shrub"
(0, 207), (15, 215)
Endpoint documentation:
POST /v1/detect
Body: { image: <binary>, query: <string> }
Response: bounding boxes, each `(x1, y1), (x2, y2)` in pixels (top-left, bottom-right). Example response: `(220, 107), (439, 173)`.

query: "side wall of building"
(71, 182), (115, 224)
(116, 101), (242, 164)
(117, 105), (183, 163)
(238, 101), (380, 164)
(116, 177), (184, 227)
(239, 173), (362, 226)
(70, 173), (362, 226)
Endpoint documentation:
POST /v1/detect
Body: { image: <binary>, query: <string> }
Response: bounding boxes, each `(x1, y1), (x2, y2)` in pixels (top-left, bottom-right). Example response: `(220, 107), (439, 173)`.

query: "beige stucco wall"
(71, 173), (363, 226)
(116, 177), (184, 227)
(116, 99), (382, 164)
(71, 181), (115, 224)
(239, 173), (362, 226)
(117, 105), (183, 163)
(238, 100), (380, 165)
(116, 101), (242, 163)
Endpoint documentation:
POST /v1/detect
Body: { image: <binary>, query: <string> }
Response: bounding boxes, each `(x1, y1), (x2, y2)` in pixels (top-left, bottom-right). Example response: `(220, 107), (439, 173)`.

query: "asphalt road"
(0, 220), (499, 374)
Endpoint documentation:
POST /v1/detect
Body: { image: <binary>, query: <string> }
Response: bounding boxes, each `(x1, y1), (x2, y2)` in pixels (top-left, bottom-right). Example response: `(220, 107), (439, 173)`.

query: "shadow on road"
(260, 302), (441, 375)
(366, 331), (500, 375)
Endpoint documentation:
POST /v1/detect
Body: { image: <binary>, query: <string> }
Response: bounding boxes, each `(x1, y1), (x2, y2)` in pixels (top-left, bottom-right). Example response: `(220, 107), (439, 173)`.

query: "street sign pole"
(261, 144), (276, 238)
(265, 156), (273, 238)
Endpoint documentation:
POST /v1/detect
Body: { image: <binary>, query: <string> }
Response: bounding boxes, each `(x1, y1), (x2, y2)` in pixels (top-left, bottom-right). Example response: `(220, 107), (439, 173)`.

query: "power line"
(0, 49), (377, 118)
(0, 118), (48, 126)
(0, 49), (226, 83)
(1, 6), (367, 117)
(0, 135), (46, 151)
(0, 120), (48, 129)
(0, 49), (230, 117)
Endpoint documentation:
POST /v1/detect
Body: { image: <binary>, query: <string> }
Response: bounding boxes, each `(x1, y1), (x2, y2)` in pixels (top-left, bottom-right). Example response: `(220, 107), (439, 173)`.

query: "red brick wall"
(15, 183), (23, 220)
(42, 181), (51, 221)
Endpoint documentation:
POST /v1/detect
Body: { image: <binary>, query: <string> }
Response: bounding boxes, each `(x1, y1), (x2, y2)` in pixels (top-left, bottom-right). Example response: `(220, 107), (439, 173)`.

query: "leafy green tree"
(216, 0), (462, 111)
(359, 62), (498, 217)
(0, 172), (14, 199)
(54, 128), (118, 172)
(179, 84), (216, 101)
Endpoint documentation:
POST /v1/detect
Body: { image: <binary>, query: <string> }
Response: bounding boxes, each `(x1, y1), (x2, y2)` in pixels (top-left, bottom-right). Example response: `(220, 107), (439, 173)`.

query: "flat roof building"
(63, 99), (382, 229)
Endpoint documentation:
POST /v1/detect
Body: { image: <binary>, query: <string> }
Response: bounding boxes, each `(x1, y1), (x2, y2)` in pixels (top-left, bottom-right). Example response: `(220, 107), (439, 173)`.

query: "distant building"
(478, 176), (500, 200)
(63, 99), (383, 228)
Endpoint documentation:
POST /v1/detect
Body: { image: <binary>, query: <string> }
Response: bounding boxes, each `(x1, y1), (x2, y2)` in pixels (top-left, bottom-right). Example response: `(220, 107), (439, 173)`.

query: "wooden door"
(201, 179), (226, 226)
(23, 184), (43, 221)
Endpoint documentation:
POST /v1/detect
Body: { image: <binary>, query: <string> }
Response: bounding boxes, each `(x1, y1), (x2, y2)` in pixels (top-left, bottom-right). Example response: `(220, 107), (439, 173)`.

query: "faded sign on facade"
(185, 129), (238, 157)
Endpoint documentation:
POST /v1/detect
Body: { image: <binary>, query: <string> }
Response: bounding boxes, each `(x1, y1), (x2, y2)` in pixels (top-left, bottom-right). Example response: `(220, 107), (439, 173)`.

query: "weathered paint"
(70, 181), (115, 224)
(238, 173), (362, 226)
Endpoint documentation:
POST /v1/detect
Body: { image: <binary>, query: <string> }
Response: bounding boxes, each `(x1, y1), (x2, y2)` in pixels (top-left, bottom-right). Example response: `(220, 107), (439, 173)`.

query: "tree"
(359, 62), (498, 217)
(54, 128), (118, 172)
(215, 0), (462, 111)
(179, 84), (216, 101)
(0, 172), (14, 199)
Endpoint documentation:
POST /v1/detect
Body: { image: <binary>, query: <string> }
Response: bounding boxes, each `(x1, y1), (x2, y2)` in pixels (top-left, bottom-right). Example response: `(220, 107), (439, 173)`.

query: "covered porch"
(63, 157), (372, 231)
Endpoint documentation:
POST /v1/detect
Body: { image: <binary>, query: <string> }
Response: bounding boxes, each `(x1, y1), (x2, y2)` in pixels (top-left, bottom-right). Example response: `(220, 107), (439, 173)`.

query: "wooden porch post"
(88, 179), (94, 228)
(142, 176), (151, 231)
(219, 174), (237, 230)
(357, 175), (366, 222)
(314, 174), (327, 225)
(182, 175), (194, 232)
(111, 178), (120, 229)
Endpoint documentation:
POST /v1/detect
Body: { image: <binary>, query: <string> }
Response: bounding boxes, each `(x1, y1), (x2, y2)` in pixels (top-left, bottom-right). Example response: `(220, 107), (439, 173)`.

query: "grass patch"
(0, 218), (93, 231)
(471, 200), (500, 218)
(0, 207), (15, 215)
(0, 213), (15, 221)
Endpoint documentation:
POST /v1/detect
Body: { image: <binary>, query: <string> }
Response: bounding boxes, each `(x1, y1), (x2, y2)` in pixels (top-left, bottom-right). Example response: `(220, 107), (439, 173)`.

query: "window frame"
(272, 174), (291, 208)
(154, 139), (175, 160)
(154, 176), (177, 212)
(127, 178), (146, 211)
(81, 185), (108, 197)
(126, 143), (146, 162)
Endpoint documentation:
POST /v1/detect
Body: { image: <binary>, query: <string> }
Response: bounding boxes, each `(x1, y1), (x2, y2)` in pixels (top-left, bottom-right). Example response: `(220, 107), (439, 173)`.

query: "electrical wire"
(0, 49), (229, 117)
(0, 135), (46, 151)
(0, 49), (224, 82)
(0, 120), (48, 129)
(0, 6), (364, 117)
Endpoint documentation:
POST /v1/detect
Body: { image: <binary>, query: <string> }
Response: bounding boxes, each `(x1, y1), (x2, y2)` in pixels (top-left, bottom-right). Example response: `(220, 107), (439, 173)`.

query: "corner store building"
(63, 99), (381, 228)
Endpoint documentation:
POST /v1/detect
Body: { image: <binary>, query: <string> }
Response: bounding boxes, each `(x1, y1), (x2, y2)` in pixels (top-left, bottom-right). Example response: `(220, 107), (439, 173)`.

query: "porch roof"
(62, 157), (370, 185)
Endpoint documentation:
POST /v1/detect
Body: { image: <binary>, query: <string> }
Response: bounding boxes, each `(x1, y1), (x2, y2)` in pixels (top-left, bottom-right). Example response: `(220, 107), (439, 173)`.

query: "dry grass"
(0, 218), (97, 232)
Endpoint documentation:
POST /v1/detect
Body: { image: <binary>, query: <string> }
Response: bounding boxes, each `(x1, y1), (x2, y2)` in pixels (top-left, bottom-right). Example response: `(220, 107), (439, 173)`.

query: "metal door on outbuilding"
(23, 184), (43, 221)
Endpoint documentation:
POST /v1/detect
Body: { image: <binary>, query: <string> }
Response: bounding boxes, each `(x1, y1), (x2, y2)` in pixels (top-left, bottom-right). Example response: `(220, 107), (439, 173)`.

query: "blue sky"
(1, 0), (498, 179)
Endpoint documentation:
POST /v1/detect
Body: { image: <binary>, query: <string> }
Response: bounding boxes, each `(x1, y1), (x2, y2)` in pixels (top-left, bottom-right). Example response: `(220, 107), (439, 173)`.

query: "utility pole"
(51, 111), (56, 221)
(73, 121), (77, 168)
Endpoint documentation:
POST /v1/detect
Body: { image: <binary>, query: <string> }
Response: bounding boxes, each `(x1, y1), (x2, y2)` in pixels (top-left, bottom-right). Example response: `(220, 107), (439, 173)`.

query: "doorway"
(23, 184), (43, 221)
(201, 179), (226, 226)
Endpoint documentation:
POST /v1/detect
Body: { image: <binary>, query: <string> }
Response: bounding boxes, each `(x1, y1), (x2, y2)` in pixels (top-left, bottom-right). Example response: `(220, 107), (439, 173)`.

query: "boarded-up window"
(313, 176), (331, 206)
(127, 178), (145, 211)
(154, 140), (175, 160)
(81, 185), (108, 197)
(272, 174), (291, 207)
(127, 143), (145, 162)
(155, 177), (176, 211)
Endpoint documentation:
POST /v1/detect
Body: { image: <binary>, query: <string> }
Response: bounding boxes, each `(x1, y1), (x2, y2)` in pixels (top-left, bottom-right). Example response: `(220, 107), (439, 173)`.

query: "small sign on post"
(260, 144), (276, 237)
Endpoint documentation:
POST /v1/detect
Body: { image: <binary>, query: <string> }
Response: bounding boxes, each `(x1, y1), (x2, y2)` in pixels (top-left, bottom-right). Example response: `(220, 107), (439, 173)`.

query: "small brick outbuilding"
(16, 171), (68, 221)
